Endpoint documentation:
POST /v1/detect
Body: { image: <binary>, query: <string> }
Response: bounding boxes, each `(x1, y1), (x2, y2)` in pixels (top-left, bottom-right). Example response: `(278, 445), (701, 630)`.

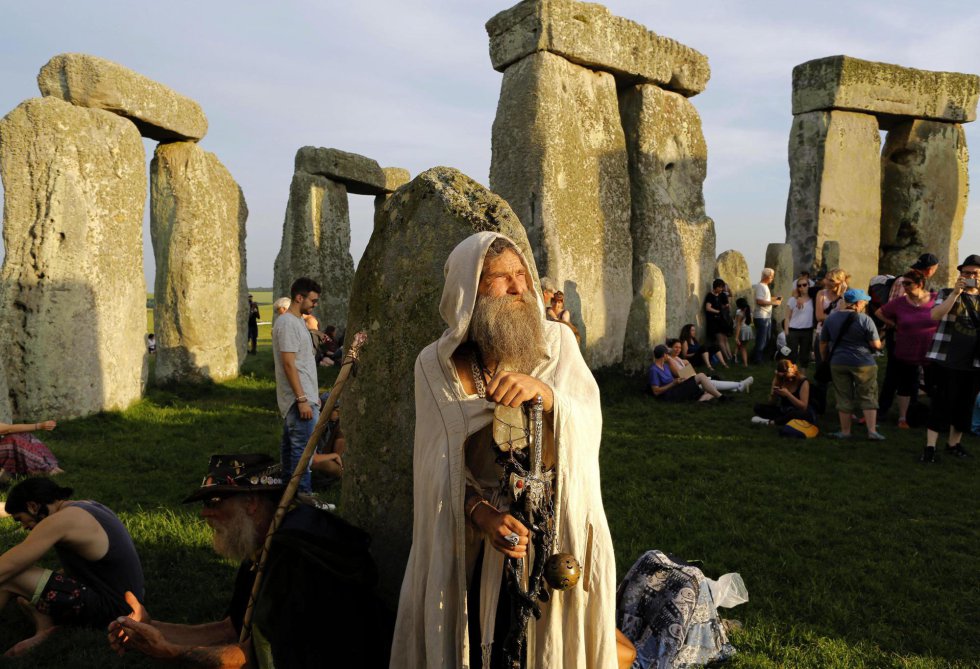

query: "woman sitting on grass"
(679, 323), (728, 371)
(751, 359), (816, 426)
(649, 345), (723, 402)
(0, 420), (61, 488)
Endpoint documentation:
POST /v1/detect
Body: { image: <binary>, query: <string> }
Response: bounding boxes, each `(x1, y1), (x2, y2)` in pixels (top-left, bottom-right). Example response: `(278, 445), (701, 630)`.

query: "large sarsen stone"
(490, 51), (632, 368)
(0, 97), (146, 419)
(487, 0), (710, 96)
(37, 53), (208, 141)
(151, 142), (248, 384)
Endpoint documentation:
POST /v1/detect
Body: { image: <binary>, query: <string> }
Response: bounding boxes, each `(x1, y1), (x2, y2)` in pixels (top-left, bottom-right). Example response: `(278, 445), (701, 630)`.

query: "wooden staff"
(239, 331), (367, 644)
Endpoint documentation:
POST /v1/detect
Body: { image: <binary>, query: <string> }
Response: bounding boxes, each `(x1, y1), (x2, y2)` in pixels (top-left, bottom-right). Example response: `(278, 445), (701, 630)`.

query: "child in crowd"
(733, 298), (753, 367)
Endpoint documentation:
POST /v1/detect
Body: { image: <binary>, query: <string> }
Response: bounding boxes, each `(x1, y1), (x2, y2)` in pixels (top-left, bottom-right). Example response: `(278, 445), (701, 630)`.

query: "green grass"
(0, 353), (975, 668)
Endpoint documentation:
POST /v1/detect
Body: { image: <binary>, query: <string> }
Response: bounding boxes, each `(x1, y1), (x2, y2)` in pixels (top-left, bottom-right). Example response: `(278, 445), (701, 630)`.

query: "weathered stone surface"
(491, 51), (632, 368)
(272, 173), (354, 328)
(317, 180), (355, 331)
(342, 166), (537, 601)
(765, 243), (795, 325)
(784, 110), (881, 290)
(0, 361), (11, 423)
(382, 167), (411, 192)
(487, 0), (710, 96)
(294, 147), (390, 196)
(879, 120), (968, 287)
(820, 241), (841, 273)
(715, 250), (751, 308)
(620, 83), (716, 339)
(792, 55), (979, 124)
(0, 97), (146, 419)
(151, 142), (248, 384)
(37, 53), (208, 141)
(623, 262), (666, 374)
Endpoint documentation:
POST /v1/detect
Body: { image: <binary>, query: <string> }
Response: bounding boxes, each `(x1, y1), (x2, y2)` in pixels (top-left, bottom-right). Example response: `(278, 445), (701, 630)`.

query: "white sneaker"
(741, 376), (754, 393)
(750, 416), (771, 426)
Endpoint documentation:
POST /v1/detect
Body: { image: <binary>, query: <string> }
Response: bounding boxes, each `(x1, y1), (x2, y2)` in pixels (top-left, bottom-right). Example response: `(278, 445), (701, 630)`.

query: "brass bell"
(544, 553), (582, 591)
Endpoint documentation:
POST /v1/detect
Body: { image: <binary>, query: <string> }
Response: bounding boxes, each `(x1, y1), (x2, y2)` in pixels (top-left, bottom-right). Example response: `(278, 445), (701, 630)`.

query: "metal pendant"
(493, 404), (529, 452)
(544, 552), (582, 591)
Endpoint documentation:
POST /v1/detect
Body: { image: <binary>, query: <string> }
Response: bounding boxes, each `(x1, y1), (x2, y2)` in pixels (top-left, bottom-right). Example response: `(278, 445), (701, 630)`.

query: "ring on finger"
(503, 532), (520, 546)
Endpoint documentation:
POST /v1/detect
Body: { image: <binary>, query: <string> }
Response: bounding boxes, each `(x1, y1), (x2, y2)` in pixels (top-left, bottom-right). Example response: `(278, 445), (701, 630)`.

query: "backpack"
(867, 275), (896, 324)
(616, 550), (736, 669)
(779, 419), (819, 439)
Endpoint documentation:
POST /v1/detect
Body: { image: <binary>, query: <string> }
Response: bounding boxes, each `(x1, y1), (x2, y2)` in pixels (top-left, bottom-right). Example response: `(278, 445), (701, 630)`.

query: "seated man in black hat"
(107, 453), (390, 668)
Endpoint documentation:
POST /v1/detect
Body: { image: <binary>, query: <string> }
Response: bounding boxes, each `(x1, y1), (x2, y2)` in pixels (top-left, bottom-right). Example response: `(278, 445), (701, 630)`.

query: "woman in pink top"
(876, 270), (938, 428)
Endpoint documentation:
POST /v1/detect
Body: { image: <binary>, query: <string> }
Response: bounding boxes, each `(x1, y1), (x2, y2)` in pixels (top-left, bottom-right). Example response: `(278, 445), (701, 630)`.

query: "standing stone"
(273, 172), (330, 303)
(0, 97), (146, 419)
(151, 142), (248, 384)
(317, 179), (355, 331)
(765, 243), (795, 326)
(490, 50), (632, 368)
(784, 110), (881, 290)
(620, 83), (716, 339)
(715, 250), (751, 308)
(294, 147), (390, 195)
(879, 120), (968, 287)
(342, 167), (537, 601)
(820, 241), (841, 273)
(37, 53), (208, 141)
(622, 263), (666, 374)
(0, 361), (11, 423)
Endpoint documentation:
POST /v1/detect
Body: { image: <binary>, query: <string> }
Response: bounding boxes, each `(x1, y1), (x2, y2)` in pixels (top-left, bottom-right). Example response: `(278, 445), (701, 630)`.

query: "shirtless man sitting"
(0, 478), (144, 656)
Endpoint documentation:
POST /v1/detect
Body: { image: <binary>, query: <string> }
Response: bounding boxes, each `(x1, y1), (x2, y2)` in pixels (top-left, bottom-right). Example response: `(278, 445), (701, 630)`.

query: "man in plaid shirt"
(921, 254), (980, 463)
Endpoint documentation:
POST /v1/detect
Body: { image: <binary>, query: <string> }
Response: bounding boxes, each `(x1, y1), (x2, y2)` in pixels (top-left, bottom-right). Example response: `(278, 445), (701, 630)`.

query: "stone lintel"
(792, 55), (979, 123)
(37, 53), (208, 141)
(486, 0), (709, 96)
(294, 146), (393, 196)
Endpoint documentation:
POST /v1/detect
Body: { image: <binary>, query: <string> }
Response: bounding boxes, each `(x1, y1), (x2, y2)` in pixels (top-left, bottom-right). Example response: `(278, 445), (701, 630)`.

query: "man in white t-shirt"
(751, 268), (781, 364)
(272, 277), (322, 493)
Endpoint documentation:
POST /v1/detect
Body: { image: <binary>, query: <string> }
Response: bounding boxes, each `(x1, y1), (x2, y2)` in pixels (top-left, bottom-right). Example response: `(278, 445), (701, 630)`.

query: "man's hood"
(436, 231), (542, 364)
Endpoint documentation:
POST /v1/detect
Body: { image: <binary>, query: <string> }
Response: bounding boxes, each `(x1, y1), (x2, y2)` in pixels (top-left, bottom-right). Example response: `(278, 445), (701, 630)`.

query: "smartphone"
(966, 278), (978, 288)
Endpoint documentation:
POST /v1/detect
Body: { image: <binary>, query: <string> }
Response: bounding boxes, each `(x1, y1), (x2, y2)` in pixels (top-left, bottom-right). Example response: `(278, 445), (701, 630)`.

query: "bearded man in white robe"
(390, 232), (617, 668)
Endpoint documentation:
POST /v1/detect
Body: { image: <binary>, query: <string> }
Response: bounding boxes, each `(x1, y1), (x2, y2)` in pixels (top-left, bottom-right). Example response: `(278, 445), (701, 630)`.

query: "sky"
(0, 0), (978, 288)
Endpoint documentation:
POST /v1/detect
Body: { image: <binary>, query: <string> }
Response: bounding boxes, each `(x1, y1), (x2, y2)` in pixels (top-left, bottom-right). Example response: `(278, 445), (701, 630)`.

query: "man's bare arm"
(0, 513), (72, 584)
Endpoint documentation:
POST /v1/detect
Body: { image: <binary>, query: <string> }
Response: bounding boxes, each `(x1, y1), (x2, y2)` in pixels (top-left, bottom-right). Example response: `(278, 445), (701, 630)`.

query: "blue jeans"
(280, 401), (320, 493)
(751, 318), (772, 364)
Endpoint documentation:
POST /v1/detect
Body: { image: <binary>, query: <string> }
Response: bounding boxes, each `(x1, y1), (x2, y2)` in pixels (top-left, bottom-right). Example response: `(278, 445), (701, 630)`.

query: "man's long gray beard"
(210, 500), (260, 562)
(470, 291), (547, 375)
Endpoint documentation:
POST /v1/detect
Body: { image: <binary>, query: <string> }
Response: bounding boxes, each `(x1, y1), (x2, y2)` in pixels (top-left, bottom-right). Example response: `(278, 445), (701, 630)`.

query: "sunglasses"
(901, 280), (915, 287)
(796, 283), (808, 288)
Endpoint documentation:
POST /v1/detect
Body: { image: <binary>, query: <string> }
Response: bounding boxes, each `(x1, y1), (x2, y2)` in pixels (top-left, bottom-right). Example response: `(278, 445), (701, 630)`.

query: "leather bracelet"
(467, 498), (495, 521)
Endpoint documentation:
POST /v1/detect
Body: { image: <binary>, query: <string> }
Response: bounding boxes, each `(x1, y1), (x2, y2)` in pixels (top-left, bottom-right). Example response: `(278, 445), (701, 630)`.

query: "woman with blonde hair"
(751, 359), (815, 426)
(813, 268), (849, 363)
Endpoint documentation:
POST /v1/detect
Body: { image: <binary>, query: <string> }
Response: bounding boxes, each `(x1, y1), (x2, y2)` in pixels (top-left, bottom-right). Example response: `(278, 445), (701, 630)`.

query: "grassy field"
(0, 343), (976, 667)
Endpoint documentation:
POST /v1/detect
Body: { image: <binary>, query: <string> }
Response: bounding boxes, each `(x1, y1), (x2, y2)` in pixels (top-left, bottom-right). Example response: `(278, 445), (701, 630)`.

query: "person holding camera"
(921, 254), (980, 463)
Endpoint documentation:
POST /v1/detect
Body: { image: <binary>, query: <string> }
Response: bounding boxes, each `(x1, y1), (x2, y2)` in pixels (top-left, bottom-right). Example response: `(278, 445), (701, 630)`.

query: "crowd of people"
(644, 250), (980, 464)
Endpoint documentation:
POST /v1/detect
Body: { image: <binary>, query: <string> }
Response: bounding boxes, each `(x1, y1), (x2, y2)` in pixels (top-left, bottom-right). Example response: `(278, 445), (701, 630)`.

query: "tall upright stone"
(765, 243), (795, 326)
(622, 262), (666, 373)
(151, 142), (248, 384)
(272, 172), (330, 304)
(317, 180), (355, 331)
(715, 250), (751, 308)
(620, 83), (716, 339)
(342, 167), (537, 601)
(784, 110), (881, 289)
(820, 241), (841, 273)
(879, 120), (968, 286)
(490, 50), (632, 368)
(0, 97), (146, 419)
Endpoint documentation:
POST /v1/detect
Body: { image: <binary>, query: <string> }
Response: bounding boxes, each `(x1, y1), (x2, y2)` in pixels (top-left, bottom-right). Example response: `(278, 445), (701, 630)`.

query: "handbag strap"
(827, 312), (857, 357)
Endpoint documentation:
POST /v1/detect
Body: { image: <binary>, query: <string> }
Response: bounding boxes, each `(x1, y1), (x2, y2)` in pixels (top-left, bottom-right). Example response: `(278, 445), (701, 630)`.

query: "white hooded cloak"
(389, 232), (618, 668)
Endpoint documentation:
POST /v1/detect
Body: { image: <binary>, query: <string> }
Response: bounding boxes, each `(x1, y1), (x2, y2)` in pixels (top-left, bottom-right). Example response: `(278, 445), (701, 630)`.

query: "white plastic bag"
(705, 572), (748, 609)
